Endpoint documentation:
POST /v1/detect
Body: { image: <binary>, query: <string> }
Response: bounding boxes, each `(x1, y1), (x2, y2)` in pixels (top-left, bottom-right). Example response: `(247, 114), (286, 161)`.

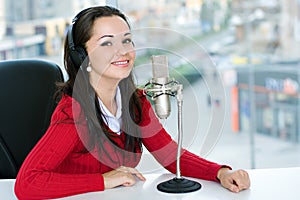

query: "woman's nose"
(116, 43), (134, 55)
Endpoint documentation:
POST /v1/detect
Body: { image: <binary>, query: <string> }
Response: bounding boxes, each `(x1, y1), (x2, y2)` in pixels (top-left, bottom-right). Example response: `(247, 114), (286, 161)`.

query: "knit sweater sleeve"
(139, 95), (230, 181)
(14, 96), (104, 200)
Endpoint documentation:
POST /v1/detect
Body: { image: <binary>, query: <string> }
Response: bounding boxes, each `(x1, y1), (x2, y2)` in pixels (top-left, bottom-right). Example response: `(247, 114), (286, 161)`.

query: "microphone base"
(157, 177), (202, 193)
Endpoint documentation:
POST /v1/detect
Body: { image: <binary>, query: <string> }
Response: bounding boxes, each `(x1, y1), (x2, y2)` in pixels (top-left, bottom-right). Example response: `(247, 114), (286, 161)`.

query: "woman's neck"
(93, 80), (119, 116)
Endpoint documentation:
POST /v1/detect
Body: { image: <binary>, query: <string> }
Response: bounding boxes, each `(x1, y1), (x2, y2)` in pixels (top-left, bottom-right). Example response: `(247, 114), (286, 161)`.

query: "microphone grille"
(151, 55), (169, 78)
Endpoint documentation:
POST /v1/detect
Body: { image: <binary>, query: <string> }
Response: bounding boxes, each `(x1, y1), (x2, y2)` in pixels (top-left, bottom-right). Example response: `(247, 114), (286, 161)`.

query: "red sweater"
(15, 94), (225, 199)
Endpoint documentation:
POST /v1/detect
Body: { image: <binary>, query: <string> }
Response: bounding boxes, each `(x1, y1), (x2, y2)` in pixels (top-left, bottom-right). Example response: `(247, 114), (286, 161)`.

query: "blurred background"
(0, 0), (299, 170)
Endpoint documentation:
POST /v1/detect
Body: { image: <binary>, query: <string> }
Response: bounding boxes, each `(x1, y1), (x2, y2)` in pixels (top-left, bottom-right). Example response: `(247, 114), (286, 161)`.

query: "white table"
(2, 167), (299, 200)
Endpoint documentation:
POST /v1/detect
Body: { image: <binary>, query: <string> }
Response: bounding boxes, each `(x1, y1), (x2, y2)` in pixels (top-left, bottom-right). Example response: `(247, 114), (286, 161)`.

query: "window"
(1, 0), (299, 170)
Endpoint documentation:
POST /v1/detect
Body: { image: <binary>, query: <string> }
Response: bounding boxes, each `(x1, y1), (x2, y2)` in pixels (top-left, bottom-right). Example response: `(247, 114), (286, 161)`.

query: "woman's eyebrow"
(97, 32), (131, 41)
(97, 35), (114, 41)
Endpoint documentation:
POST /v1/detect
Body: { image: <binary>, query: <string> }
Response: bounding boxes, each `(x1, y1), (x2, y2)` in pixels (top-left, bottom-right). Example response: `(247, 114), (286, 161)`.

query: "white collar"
(97, 86), (122, 134)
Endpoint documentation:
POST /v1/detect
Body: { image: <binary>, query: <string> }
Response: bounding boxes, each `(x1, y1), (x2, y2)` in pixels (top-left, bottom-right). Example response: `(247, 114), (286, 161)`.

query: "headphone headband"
(72, 7), (93, 24)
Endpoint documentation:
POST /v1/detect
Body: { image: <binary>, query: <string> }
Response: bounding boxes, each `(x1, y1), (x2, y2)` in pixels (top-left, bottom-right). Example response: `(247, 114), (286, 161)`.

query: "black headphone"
(67, 8), (92, 69)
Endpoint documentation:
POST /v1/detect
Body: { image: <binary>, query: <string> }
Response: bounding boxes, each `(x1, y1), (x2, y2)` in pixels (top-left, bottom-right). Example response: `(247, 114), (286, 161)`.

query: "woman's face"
(86, 16), (135, 85)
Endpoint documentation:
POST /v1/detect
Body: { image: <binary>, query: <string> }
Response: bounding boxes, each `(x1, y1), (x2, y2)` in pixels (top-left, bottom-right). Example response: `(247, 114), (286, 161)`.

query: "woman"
(14, 6), (250, 199)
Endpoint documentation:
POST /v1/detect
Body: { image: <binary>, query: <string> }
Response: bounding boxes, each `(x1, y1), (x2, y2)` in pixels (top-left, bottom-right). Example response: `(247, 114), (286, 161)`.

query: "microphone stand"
(144, 79), (202, 193)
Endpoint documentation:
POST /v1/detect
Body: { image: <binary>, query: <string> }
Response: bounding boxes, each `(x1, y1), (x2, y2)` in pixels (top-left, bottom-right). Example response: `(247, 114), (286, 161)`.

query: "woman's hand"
(217, 167), (250, 193)
(103, 166), (146, 189)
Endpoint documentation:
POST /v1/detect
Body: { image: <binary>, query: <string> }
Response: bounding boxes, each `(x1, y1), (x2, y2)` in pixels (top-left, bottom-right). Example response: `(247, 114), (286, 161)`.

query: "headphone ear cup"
(69, 46), (87, 69)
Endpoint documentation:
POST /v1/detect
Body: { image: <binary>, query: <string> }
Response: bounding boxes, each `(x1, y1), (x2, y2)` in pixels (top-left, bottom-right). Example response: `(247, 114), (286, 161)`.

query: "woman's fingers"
(121, 166), (146, 181)
(117, 166), (146, 181)
(103, 166), (146, 189)
(218, 168), (251, 193)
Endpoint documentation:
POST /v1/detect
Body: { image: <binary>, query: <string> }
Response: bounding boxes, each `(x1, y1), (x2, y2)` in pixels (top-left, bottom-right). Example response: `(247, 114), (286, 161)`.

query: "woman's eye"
(123, 38), (132, 44)
(100, 41), (113, 46)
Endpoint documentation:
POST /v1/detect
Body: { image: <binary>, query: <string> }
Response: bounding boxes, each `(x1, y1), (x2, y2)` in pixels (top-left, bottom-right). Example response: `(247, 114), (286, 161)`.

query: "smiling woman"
(14, 6), (250, 200)
(86, 16), (136, 87)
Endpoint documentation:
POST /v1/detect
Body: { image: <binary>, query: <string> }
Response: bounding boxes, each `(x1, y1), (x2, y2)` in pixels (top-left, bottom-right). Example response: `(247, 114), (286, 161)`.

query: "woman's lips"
(111, 60), (130, 67)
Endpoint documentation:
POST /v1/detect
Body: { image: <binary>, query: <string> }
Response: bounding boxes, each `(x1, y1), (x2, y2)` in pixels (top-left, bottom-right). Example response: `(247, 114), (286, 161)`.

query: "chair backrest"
(0, 59), (64, 179)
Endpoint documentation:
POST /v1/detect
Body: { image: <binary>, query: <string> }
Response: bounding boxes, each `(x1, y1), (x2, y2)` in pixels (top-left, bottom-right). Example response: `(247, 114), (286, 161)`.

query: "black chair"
(0, 59), (64, 179)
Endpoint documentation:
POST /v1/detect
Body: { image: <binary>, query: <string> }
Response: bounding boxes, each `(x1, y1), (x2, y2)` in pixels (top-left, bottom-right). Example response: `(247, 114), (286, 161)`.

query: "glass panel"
(1, 0), (299, 170)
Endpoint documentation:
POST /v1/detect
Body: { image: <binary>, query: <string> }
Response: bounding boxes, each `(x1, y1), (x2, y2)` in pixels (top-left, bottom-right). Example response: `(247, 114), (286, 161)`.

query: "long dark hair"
(56, 6), (143, 165)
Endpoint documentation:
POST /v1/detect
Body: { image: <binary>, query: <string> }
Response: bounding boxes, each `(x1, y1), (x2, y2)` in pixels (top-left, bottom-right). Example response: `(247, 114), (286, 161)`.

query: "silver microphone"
(151, 55), (171, 119)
